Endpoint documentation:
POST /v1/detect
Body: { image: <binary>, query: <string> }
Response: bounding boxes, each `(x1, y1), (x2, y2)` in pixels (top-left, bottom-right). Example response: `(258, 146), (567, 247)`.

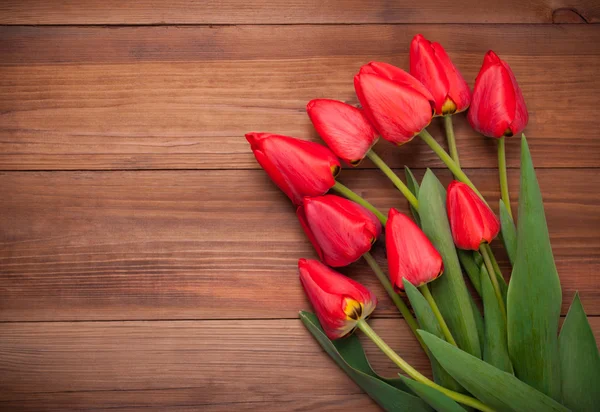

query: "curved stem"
(357, 320), (495, 412)
(498, 137), (513, 219)
(418, 129), (487, 205)
(363, 252), (426, 352)
(444, 116), (460, 169)
(480, 244), (507, 323)
(419, 284), (457, 347)
(366, 149), (419, 210)
(331, 181), (387, 225)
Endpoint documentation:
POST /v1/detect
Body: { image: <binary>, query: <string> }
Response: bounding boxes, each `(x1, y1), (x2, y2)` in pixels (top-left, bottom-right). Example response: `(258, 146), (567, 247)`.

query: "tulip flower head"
(246, 132), (341, 205)
(299, 258), (377, 340)
(409, 34), (471, 116)
(446, 181), (500, 250)
(297, 195), (382, 267)
(386, 208), (444, 291)
(354, 62), (435, 146)
(468, 51), (528, 138)
(306, 99), (379, 166)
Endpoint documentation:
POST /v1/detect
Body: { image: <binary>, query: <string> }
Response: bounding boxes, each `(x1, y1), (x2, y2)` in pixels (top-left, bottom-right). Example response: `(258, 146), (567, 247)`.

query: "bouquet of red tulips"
(246, 34), (599, 412)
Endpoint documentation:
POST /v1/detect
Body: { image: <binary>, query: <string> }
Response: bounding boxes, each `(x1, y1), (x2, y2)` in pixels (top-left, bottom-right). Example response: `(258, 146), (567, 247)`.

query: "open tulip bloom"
(248, 34), (599, 412)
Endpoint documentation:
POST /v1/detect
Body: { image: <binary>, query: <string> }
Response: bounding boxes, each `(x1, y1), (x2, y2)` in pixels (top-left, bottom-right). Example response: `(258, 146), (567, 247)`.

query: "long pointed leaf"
(507, 135), (562, 401)
(457, 249), (482, 296)
(559, 293), (600, 411)
(398, 375), (467, 412)
(418, 169), (481, 358)
(499, 201), (517, 265)
(404, 166), (421, 226)
(299, 311), (433, 412)
(481, 265), (513, 373)
(403, 280), (463, 392)
(419, 330), (569, 412)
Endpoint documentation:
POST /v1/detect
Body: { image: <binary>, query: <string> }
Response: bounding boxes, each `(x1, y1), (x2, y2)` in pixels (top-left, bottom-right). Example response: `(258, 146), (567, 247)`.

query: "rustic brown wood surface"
(1, 1), (599, 411)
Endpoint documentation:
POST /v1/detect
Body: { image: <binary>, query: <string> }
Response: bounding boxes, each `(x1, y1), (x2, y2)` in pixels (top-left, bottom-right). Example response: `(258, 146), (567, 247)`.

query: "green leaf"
(457, 249), (482, 296)
(398, 375), (467, 412)
(419, 330), (570, 412)
(299, 311), (433, 412)
(403, 280), (463, 393)
(468, 289), (485, 355)
(499, 201), (517, 265)
(481, 265), (513, 373)
(404, 166), (421, 226)
(507, 135), (562, 401)
(559, 293), (600, 412)
(418, 169), (481, 358)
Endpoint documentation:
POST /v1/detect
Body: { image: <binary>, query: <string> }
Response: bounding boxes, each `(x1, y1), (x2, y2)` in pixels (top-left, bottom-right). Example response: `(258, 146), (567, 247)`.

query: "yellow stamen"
(331, 165), (341, 178)
(343, 298), (363, 320)
(441, 98), (457, 115)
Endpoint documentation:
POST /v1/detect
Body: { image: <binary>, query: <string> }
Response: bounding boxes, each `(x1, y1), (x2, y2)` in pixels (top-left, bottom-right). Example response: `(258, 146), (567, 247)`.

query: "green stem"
(363, 252), (426, 352)
(480, 244), (507, 323)
(366, 149), (419, 211)
(418, 129), (487, 205)
(444, 116), (460, 169)
(498, 137), (513, 219)
(331, 181), (387, 225)
(418, 284), (458, 347)
(356, 320), (495, 412)
(484, 243), (506, 285)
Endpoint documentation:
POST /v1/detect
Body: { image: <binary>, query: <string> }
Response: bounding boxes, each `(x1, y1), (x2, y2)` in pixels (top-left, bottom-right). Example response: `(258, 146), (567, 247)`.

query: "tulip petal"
(299, 195), (382, 267)
(245, 133), (340, 205)
(386, 209), (443, 290)
(356, 73), (432, 145)
(410, 36), (450, 115)
(299, 259), (376, 340)
(307, 99), (378, 166)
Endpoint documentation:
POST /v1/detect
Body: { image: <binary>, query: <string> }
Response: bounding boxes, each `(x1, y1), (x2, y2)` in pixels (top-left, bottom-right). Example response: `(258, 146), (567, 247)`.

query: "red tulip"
(299, 258), (377, 340)
(446, 181), (500, 250)
(246, 132), (341, 205)
(306, 99), (379, 166)
(354, 62), (435, 146)
(297, 194), (382, 267)
(386, 208), (444, 291)
(467, 51), (528, 138)
(410, 34), (471, 116)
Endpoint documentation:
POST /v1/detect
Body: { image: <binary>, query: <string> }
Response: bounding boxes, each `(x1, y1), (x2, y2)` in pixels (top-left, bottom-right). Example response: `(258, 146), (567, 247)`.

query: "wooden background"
(1, 1), (599, 410)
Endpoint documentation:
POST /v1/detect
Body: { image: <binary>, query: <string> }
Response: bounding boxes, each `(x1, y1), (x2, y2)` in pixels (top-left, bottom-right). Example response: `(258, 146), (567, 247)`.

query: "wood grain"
(0, 0), (598, 24)
(1, 25), (599, 170)
(0, 317), (598, 411)
(1, 168), (598, 321)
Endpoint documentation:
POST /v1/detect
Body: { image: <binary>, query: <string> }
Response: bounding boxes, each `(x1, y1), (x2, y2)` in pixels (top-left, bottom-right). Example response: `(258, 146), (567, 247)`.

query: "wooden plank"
(1, 25), (599, 170)
(1, 168), (598, 321)
(0, 0), (598, 24)
(0, 318), (427, 410)
(0, 318), (598, 411)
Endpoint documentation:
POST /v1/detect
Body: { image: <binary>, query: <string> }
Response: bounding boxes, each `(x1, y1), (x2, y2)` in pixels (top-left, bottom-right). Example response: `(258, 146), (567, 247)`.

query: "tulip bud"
(386, 208), (444, 291)
(297, 194), (382, 267)
(306, 99), (379, 166)
(354, 62), (435, 146)
(467, 51), (528, 138)
(246, 133), (341, 205)
(299, 258), (377, 340)
(409, 34), (471, 116)
(446, 181), (500, 250)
